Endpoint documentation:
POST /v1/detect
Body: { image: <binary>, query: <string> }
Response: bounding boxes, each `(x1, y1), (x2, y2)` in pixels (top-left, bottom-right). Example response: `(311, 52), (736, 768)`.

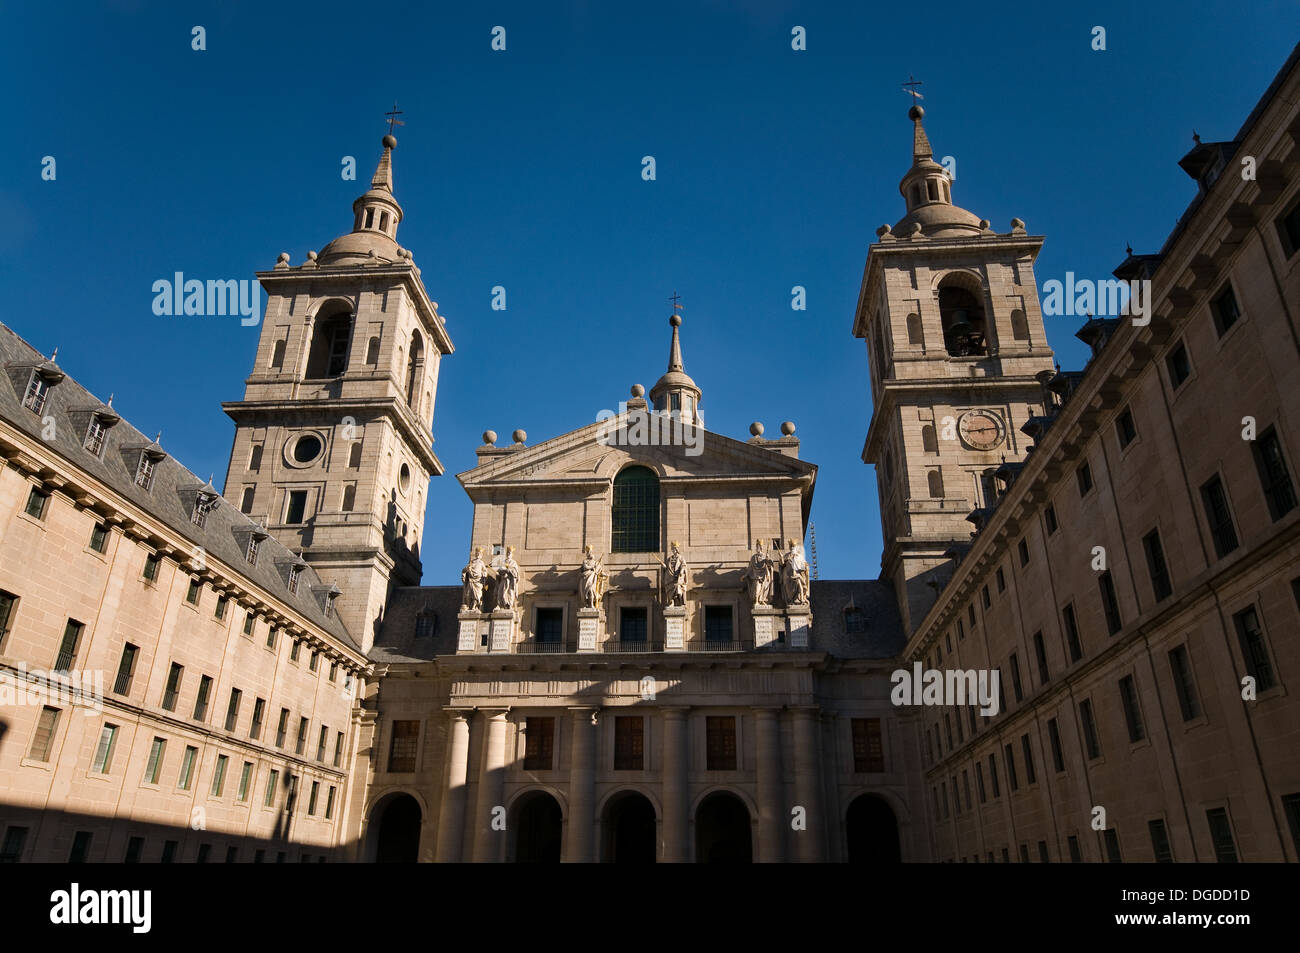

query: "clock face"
(959, 411), (1005, 451)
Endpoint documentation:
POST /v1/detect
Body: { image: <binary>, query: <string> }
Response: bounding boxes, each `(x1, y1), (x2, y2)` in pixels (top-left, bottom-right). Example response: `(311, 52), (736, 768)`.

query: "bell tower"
(852, 103), (1055, 635)
(222, 133), (454, 652)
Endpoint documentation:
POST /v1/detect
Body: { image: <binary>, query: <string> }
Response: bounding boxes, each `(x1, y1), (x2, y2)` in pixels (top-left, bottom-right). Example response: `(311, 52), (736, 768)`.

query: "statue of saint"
(662, 541), (689, 607)
(741, 539), (774, 607)
(580, 544), (608, 608)
(492, 545), (520, 610)
(460, 547), (487, 611)
(781, 540), (810, 606)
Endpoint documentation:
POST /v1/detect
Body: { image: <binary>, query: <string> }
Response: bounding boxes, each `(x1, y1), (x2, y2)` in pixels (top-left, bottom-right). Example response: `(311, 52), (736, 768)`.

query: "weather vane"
(669, 291), (683, 314)
(902, 75), (924, 102)
(384, 102), (405, 135)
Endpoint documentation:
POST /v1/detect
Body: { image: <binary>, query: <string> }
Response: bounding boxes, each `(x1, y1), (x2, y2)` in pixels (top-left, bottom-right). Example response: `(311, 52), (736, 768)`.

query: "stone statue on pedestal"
(492, 545), (520, 610)
(580, 544), (609, 609)
(780, 540), (810, 606)
(460, 547), (487, 611)
(661, 541), (689, 607)
(741, 538), (774, 607)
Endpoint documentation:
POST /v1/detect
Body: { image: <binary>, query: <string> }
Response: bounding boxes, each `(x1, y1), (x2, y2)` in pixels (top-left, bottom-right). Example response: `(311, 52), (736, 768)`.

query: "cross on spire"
(384, 102), (405, 135)
(902, 74), (924, 102)
(669, 291), (683, 313)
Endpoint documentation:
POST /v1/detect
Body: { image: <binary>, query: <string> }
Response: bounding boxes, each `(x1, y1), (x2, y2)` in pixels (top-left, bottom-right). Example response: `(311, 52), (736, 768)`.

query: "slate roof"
(369, 579), (905, 664)
(0, 321), (359, 653)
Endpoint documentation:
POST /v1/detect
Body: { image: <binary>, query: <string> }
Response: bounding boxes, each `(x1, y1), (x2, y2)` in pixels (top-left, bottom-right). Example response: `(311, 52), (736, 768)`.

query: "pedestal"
(577, 607), (601, 653)
(489, 609), (515, 653)
(457, 611), (483, 653)
(752, 605), (778, 648)
(786, 609), (811, 649)
(663, 605), (687, 652)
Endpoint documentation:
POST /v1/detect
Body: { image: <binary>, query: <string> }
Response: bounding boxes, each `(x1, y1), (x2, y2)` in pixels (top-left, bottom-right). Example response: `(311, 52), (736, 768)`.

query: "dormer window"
(192, 492), (216, 529)
(23, 371), (49, 414)
(246, 534), (262, 566)
(84, 417), (107, 457)
(288, 563), (302, 594)
(134, 452), (156, 490)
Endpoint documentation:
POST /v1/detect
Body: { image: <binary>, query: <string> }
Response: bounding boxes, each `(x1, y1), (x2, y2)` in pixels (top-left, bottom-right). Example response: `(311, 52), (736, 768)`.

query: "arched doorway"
(601, 792), (657, 863)
(373, 794), (422, 863)
(512, 792), (562, 863)
(695, 792), (752, 863)
(845, 794), (901, 863)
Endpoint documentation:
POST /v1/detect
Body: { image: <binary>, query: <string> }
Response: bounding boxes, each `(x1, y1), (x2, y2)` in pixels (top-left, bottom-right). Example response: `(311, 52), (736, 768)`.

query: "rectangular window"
(1149, 819), (1174, 862)
(290, 640), (301, 662)
(1206, 808), (1238, 862)
(524, 716), (555, 770)
(962, 770), (972, 810)
(186, 578), (201, 605)
(92, 723), (118, 773)
(1009, 653), (1023, 702)
(1253, 428), (1297, 521)
(1045, 504), (1058, 534)
(135, 452), (156, 490)
(1279, 199), (1300, 256)
(968, 604), (976, 627)
(619, 606), (648, 643)
(533, 606), (563, 645)
(112, 642), (138, 695)
(387, 720), (419, 772)
(1021, 734), (1036, 785)
(285, 490), (308, 525)
(334, 730), (345, 767)
(69, 831), (93, 863)
(24, 486), (50, 520)
(308, 781), (320, 816)
(852, 717), (885, 773)
(193, 674), (212, 721)
(1018, 538), (1029, 567)
(1038, 841), (1050, 863)
(1142, 529), (1172, 601)
(1079, 698), (1101, 760)
(237, 762), (253, 801)
(1076, 462), (1093, 496)
(1032, 631), (1049, 685)
(0, 590), (18, 649)
(956, 618), (964, 641)
(144, 737), (166, 784)
(988, 753), (1000, 798)
(162, 662), (183, 711)
(1103, 828), (1122, 863)
(1067, 835), (1081, 863)
(243, 613), (256, 637)
(211, 754), (228, 797)
(1062, 603), (1083, 662)
(1099, 571), (1122, 635)
(89, 522), (109, 553)
(975, 763), (987, 803)
(614, 716), (644, 770)
(22, 370), (49, 414)
(268, 627), (279, 650)
(124, 837), (144, 864)
(161, 841), (178, 863)
(1168, 644), (1201, 722)
(1211, 283), (1240, 336)
(1018, 843), (1030, 863)
(288, 564), (301, 594)
(1233, 606), (1276, 692)
(981, 585), (991, 609)
(1201, 475), (1239, 558)
(1048, 718), (1065, 773)
(1166, 340), (1191, 388)
(1004, 743), (1018, 791)
(296, 716), (309, 755)
(706, 716), (737, 770)
(940, 784), (948, 819)
(1115, 407), (1137, 448)
(142, 552), (160, 582)
(224, 688), (242, 732)
(310, 650), (320, 672)
(225, 846), (238, 863)
(250, 697), (265, 740)
(1282, 793), (1300, 861)
(326, 785), (336, 819)
(53, 616), (83, 670)
(317, 725), (328, 761)
(246, 535), (260, 566)
(265, 769), (279, 807)
(329, 660), (338, 681)
(951, 777), (961, 815)
(1119, 674), (1146, 743)
(28, 705), (61, 762)
(214, 595), (228, 620)
(996, 567), (1006, 593)
(179, 745), (197, 790)
(703, 606), (733, 644)
(276, 708), (289, 748)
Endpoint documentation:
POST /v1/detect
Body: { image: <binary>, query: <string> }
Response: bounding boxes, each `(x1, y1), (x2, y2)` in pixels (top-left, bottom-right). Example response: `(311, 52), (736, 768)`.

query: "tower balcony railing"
(601, 639), (664, 654)
(686, 639), (754, 653)
(513, 639), (571, 654)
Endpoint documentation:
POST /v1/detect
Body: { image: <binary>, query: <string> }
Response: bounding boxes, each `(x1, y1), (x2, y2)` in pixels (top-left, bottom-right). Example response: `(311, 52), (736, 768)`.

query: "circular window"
(398, 463), (411, 493)
(292, 434), (323, 464)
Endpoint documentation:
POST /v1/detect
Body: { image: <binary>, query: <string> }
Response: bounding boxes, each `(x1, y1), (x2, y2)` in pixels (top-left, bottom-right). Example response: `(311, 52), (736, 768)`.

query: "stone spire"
(318, 134), (407, 266)
(649, 312), (703, 427)
(892, 104), (985, 240)
(911, 103), (933, 162)
(371, 133), (396, 192)
(667, 312), (684, 372)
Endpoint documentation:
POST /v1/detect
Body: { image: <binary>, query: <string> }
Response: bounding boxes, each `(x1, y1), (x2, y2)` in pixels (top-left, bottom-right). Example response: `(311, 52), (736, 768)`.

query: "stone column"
(565, 707), (597, 862)
(472, 710), (510, 862)
(791, 706), (826, 862)
(754, 708), (786, 862)
(661, 707), (691, 861)
(435, 710), (471, 862)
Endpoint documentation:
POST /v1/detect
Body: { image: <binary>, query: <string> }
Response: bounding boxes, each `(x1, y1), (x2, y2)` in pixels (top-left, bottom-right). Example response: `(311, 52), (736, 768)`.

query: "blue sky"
(1, 1), (1294, 585)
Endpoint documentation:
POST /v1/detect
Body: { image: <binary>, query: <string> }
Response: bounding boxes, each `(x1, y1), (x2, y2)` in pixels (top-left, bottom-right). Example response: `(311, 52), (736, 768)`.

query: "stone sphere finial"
(631, 384), (645, 398)
(876, 224), (892, 237)
(482, 430), (497, 445)
(669, 313), (681, 328)
(1011, 217), (1026, 229)
(749, 421), (765, 436)
(979, 219), (991, 229)
(780, 421), (796, 436)
(383, 134), (397, 149)
(512, 429), (527, 444)
(277, 252), (290, 264)
(306, 250), (318, 260)
(908, 104), (925, 121)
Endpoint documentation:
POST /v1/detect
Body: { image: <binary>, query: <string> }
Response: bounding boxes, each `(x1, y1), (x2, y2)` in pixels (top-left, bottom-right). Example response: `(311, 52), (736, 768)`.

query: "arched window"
(906, 313), (923, 347)
(365, 336), (380, 364)
(348, 443), (362, 469)
(405, 331), (424, 406)
(1010, 309), (1030, 341)
(271, 339), (286, 369)
(341, 485), (356, 512)
(305, 311), (352, 377)
(922, 424), (938, 454)
(611, 466), (660, 553)
(928, 469), (945, 498)
(937, 279), (987, 357)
